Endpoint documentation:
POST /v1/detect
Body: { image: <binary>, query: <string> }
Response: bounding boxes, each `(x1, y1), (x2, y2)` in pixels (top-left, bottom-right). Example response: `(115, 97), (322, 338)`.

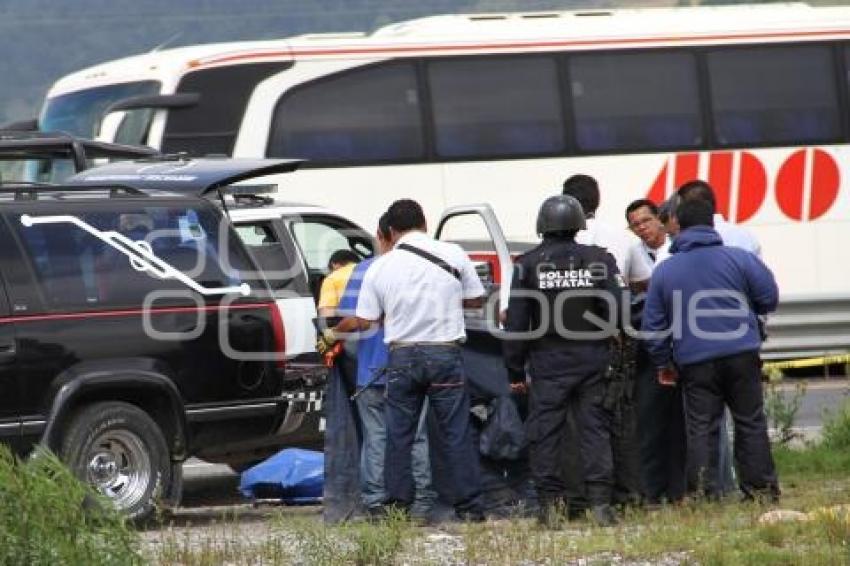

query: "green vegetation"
(4, 393), (848, 565)
(147, 469), (850, 565)
(0, 445), (142, 566)
(822, 396), (850, 450)
(764, 378), (807, 446)
(146, 397), (850, 565)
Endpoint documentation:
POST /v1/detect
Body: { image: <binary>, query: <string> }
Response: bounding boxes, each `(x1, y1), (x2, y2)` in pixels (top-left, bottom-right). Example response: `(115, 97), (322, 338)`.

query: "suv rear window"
(11, 203), (263, 310)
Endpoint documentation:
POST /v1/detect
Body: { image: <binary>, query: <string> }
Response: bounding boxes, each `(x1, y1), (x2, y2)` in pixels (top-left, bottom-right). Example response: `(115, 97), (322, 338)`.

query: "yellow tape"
(762, 353), (850, 371)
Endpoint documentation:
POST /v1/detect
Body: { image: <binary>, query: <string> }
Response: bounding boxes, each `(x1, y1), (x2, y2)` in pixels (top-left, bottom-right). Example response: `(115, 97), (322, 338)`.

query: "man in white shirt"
(564, 174), (645, 280)
(331, 198), (486, 521)
(625, 199), (670, 291)
(625, 198), (686, 504)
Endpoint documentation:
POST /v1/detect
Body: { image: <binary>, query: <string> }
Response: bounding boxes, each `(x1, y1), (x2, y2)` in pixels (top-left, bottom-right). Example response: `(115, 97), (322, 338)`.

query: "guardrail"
(763, 294), (850, 360)
(463, 292), (849, 361)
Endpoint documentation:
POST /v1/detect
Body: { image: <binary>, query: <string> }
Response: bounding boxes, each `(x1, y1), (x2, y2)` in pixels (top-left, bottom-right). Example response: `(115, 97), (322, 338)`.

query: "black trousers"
(635, 352), (687, 503)
(610, 389), (642, 506)
(679, 350), (779, 499)
(529, 351), (613, 506)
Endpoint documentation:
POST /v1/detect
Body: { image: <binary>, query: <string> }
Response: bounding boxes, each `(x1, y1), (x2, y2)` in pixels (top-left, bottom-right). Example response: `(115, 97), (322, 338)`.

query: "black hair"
(562, 174), (599, 216)
(625, 198), (659, 222)
(658, 195), (680, 224)
(385, 198), (426, 233)
(677, 180), (717, 212)
(377, 211), (391, 240)
(327, 249), (359, 270)
(676, 199), (715, 231)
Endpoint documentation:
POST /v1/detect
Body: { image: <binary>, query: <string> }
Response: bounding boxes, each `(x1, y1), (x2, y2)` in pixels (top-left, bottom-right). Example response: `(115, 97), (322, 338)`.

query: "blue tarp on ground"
(239, 448), (324, 504)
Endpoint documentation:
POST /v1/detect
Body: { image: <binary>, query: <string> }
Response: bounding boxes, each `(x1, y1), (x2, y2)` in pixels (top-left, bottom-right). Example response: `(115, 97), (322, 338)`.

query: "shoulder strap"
(397, 243), (462, 282)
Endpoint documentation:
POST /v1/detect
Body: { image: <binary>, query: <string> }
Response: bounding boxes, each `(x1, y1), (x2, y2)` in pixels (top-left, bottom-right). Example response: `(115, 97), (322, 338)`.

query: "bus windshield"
(40, 81), (161, 138)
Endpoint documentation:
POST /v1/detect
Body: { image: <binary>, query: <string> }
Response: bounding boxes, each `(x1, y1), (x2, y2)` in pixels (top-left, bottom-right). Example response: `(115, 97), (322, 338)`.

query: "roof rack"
(0, 183), (147, 201)
(0, 131), (158, 173)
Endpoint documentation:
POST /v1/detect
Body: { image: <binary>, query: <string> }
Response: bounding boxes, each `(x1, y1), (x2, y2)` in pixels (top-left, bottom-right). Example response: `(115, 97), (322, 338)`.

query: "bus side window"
(427, 56), (565, 158)
(267, 62), (424, 164)
(162, 63), (291, 157)
(708, 45), (840, 147)
(567, 51), (703, 153)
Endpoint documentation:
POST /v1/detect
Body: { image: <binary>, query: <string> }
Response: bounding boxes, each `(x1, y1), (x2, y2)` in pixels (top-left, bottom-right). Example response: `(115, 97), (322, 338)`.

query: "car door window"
(287, 216), (374, 300)
(233, 221), (307, 294)
(434, 205), (514, 331)
(289, 218), (373, 273)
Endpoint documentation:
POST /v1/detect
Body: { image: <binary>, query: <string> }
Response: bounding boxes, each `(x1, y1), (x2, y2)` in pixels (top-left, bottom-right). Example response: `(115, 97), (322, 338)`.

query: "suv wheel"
(60, 401), (170, 522)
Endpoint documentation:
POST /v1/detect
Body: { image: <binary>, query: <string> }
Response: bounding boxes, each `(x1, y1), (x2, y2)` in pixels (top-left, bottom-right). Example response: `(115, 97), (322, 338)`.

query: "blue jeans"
(384, 345), (481, 511)
(355, 387), (436, 514)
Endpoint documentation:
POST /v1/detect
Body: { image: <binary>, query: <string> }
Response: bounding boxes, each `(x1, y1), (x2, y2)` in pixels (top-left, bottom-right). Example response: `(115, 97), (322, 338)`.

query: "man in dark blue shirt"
(642, 199), (779, 501)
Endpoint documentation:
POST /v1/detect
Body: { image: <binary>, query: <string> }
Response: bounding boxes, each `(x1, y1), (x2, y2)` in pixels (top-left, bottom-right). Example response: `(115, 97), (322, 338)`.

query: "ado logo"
(646, 149), (840, 222)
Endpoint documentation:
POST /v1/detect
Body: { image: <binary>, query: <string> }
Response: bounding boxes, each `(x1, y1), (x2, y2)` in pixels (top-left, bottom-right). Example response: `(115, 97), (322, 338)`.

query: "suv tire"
(60, 401), (171, 522)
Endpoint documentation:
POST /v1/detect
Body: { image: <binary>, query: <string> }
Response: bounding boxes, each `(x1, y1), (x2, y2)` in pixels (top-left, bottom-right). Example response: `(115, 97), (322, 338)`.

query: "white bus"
(38, 3), (850, 302)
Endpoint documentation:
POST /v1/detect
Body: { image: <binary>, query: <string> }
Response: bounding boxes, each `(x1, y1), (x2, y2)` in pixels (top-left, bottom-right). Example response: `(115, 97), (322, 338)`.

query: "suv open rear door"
(66, 156), (304, 195)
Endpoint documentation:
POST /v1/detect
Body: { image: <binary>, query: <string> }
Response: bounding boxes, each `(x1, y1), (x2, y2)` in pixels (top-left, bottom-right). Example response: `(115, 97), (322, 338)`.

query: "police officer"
(503, 195), (625, 527)
(564, 174), (643, 508)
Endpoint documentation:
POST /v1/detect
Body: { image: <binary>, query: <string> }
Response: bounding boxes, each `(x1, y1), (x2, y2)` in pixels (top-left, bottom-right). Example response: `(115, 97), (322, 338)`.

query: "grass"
(146, 397), (850, 565)
(3, 398), (848, 564)
(145, 461), (850, 565)
(457, 464), (850, 565)
(0, 445), (142, 566)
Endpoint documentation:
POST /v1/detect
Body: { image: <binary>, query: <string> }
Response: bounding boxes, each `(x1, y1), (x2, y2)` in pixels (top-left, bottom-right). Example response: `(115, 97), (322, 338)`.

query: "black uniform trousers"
(610, 386), (642, 506)
(678, 349), (779, 499)
(528, 347), (613, 507)
(635, 350), (687, 503)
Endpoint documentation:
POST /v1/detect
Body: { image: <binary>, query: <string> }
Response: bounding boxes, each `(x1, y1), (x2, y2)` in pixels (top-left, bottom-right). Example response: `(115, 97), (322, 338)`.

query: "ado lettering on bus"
(645, 149), (840, 223)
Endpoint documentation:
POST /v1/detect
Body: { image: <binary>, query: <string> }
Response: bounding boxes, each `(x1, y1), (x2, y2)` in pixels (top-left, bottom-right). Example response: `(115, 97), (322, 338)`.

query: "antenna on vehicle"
(150, 32), (183, 53)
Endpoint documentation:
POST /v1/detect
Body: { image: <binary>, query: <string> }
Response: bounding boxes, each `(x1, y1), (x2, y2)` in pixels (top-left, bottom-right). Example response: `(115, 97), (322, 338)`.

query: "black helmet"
(536, 194), (586, 235)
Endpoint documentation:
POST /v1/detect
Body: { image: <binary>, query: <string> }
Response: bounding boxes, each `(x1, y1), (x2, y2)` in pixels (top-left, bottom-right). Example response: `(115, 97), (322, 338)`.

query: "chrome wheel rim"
(86, 429), (151, 512)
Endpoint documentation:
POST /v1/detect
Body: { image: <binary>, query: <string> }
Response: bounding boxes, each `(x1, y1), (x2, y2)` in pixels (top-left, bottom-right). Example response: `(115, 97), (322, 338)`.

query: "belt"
(389, 340), (461, 351)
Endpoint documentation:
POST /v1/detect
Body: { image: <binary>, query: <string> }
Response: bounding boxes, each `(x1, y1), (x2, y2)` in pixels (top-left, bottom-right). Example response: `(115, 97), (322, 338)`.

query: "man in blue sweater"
(642, 199), (780, 501)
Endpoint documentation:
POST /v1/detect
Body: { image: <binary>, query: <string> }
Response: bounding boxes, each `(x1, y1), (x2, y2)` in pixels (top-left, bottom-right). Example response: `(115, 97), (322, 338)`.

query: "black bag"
(479, 395), (526, 461)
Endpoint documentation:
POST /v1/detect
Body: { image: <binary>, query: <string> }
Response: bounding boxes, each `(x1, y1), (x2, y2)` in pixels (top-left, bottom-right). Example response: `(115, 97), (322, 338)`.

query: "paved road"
(774, 378), (848, 438)
(178, 379), (849, 509)
(181, 459), (242, 508)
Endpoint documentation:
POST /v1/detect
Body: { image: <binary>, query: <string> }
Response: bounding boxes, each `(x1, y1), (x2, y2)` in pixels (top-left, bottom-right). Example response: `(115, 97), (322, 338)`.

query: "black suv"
(0, 158), (303, 520)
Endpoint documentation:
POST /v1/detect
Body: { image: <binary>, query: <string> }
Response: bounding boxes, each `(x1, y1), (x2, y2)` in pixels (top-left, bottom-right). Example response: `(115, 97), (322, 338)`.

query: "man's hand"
(657, 366), (678, 387)
(510, 382), (528, 395)
(316, 328), (338, 355)
(508, 369), (528, 394)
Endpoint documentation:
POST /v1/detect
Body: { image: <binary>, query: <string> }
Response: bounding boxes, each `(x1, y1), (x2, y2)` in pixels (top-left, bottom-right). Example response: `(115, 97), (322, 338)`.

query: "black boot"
(537, 497), (567, 529)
